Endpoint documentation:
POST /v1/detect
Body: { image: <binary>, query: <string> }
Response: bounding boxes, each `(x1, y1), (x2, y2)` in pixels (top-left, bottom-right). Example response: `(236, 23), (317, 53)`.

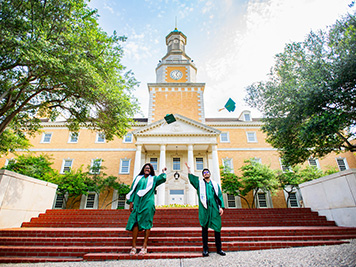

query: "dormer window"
(239, 110), (252, 121)
(244, 113), (251, 121)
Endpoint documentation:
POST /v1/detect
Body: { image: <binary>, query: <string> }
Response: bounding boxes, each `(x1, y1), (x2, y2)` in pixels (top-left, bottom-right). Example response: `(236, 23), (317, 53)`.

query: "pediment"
(132, 114), (220, 137)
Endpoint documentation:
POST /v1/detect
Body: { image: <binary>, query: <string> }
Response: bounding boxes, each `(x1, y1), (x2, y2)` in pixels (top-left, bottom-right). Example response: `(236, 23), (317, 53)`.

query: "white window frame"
(150, 157), (158, 171)
(255, 189), (273, 208)
(68, 132), (79, 143)
(195, 157), (204, 171)
(90, 158), (102, 174)
(220, 132), (230, 143)
(279, 158), (292, 173)
(251, 157), (262, 164)
(96, 132), (105, 143)
(246, 131), (257, 143)
(4, 158), (15, 167)
(336, 157), (348, 171)
(120, 159), (131, 174)
(308, 158), (320, 169)
(53, 193), (68, 209)
(222, 158), (233, 172)
(41, 132), (53, 143)
(81, 192), (98, 209)
(112, 189), (129, 210)
(173, 157), (181, 171)
(224, 193), (242, 208)
(123, 133), (133, 143)
(283, 186), (302, 208)
(60, 159), (73, 174)
(243, 112), (251, 121)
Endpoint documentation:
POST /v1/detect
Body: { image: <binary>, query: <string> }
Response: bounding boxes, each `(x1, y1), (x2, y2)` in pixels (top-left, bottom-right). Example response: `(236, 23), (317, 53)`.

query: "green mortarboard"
(224, 98), (236, 112)
(164, 114), (176, 124)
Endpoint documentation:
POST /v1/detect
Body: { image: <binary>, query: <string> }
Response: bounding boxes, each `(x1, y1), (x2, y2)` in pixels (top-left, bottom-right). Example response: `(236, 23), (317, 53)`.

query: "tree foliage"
(245, 11), (356, 165)
(0, 0), (138, 154)
(2, 153), (58, 180)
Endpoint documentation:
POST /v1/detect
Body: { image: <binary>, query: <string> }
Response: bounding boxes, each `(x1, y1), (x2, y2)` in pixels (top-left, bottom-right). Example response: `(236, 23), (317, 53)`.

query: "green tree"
(0, 0), (138, 154)
(220, 165), (251, 208)
(240, 159), (278, 208)
(277, 165), (323, 208)
(2, 153), (58, 180)
(245, 11), (356, 166)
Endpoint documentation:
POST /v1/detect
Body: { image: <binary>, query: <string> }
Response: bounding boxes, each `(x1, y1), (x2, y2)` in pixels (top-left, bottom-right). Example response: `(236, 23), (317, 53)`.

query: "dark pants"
(202, 226), (222, 252)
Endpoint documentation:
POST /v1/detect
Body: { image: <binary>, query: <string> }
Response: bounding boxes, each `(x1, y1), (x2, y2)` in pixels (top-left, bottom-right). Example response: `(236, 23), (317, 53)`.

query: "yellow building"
(1, 29), (355, 210)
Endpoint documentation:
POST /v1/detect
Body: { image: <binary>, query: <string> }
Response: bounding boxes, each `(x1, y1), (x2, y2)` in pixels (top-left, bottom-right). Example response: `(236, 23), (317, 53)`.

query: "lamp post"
(174, 172), (180, 180)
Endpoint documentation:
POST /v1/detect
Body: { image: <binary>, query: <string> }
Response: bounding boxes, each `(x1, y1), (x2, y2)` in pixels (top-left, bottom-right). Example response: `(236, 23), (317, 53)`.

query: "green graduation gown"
(125, 173), (166, 231)
(188, 173), (225, 232)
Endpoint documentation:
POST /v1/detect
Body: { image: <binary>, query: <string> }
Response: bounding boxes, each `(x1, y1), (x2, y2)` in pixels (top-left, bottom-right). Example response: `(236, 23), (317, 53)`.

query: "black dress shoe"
(202, 250), (209, 257)
(217, 250), (226, 256)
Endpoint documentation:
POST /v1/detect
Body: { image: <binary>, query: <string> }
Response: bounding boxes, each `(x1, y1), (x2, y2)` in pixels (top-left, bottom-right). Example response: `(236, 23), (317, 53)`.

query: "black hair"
(202, 168), (210, 176)
(138, 163), (156, 176)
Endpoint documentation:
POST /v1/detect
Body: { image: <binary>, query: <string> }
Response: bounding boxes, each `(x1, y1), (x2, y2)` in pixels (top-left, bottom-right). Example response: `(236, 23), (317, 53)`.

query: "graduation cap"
(218, 98), (236, 112)
(164, 114), (176, 124)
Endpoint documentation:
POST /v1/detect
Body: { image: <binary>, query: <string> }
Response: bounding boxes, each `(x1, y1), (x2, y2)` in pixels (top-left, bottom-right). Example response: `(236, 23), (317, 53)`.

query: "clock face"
(170, 70), (183, 80)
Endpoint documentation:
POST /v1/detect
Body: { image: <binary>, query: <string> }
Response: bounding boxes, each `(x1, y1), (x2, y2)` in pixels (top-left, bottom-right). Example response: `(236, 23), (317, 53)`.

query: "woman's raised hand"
(162, 167), (167, 173)
(185, 162), (191, 173)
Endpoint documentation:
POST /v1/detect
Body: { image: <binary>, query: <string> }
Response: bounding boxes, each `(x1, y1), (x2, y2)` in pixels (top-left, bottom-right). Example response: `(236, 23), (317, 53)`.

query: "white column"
(157, 144), (166, 206)
(187, 144), (196, 205)
(133, 144), (142, 178)
(211, 144), (221, 185)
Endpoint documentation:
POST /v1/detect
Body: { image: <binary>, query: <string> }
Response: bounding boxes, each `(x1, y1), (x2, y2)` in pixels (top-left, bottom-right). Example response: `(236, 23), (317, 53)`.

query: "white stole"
(199, 179), (220, 209)
(126, 175), (154, 200)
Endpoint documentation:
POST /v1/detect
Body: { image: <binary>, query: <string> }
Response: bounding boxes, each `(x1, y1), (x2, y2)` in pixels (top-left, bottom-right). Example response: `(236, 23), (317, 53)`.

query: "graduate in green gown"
(126, 163), (167, 256)
(185, 162), (226, 257)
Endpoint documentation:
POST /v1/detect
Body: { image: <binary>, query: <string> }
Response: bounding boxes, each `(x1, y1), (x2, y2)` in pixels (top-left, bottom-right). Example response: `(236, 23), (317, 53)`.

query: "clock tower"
(147, 28), (205, 123)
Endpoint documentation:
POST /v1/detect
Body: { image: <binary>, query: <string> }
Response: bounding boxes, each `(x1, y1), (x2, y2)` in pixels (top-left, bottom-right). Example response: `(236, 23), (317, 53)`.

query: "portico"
(132, 114), (221, 206)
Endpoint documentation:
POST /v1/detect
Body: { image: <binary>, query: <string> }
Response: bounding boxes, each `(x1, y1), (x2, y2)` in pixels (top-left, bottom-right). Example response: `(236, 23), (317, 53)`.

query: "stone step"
(1, 234), (354, 246)
(0, 257), (82, 263)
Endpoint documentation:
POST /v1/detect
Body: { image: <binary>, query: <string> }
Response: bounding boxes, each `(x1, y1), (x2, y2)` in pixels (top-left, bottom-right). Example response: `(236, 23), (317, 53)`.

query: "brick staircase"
(0, 208), (355, 263)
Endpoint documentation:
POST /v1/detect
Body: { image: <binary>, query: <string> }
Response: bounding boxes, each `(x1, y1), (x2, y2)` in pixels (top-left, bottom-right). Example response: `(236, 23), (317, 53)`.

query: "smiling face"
(144, 165), (151, 176)
(202, 169), (210, 179)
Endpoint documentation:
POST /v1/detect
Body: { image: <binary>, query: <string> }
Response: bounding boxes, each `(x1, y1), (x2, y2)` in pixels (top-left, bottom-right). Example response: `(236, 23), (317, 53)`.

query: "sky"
(87, 0), (354, 119)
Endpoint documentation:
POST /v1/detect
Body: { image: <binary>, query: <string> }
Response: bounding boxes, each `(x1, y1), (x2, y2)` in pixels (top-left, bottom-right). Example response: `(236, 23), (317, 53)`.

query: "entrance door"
(169, 189), (184, 205)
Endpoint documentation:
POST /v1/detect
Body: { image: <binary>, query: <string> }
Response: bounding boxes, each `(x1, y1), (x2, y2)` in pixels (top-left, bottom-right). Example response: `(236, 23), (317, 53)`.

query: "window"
(257, 192), (267, 208)
(308, 158), (320, 168)
(120, 159), (130, 174)
(150, 158), (158, 171)
(85, 193), (96, 209)
(196, 157), (204, 170)
(220, 132), (229, 142)
(41, 133), (52, 143)
(289, 192), (299, 208)
(96, 132), (105, 143)
(173, 158), (181, 171)
(243, 113), (251, 121)
(54, 194), (65, 209)
(117, 194), (126, 209)
(61, 159), (73, 173)
(251, 157), (262, 164)
(222, 158), (233, 172)
(90, 159), (102, 174)
(336, 158), (348, 171)
(227, 194), (236, 208)
(123, 133), (133, 143)
(68, 132), (79, 143)
(279, 158), (292, 172)
(246, 132), (257, 142)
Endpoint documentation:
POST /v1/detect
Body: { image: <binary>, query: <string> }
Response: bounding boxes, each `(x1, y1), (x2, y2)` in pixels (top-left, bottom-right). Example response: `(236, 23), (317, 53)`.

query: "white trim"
(246, 131), (257, 143)
(95, 132), (106, 143)
(222, 157), (234, 172)
(255, 189), (273, 208)
(60, 159), (73, 174)
(25, 148), (136, 152)
(217, 148), (277, 151)
(41, 132), (53, 143)
(336, 157), (349, 171)
(123, 133), (133, 143)
(220, 132), (230, 143)
(68, 132), (79, 143)
(120, 158), (131, 174)
(89, 158), (102, 174)
(81, 192), (98, 209)
(308, 158), (320, 169)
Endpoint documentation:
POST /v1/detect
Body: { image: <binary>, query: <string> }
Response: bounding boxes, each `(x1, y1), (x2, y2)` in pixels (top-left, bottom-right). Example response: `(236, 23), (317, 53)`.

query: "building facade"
(1, 29), (355, 210)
